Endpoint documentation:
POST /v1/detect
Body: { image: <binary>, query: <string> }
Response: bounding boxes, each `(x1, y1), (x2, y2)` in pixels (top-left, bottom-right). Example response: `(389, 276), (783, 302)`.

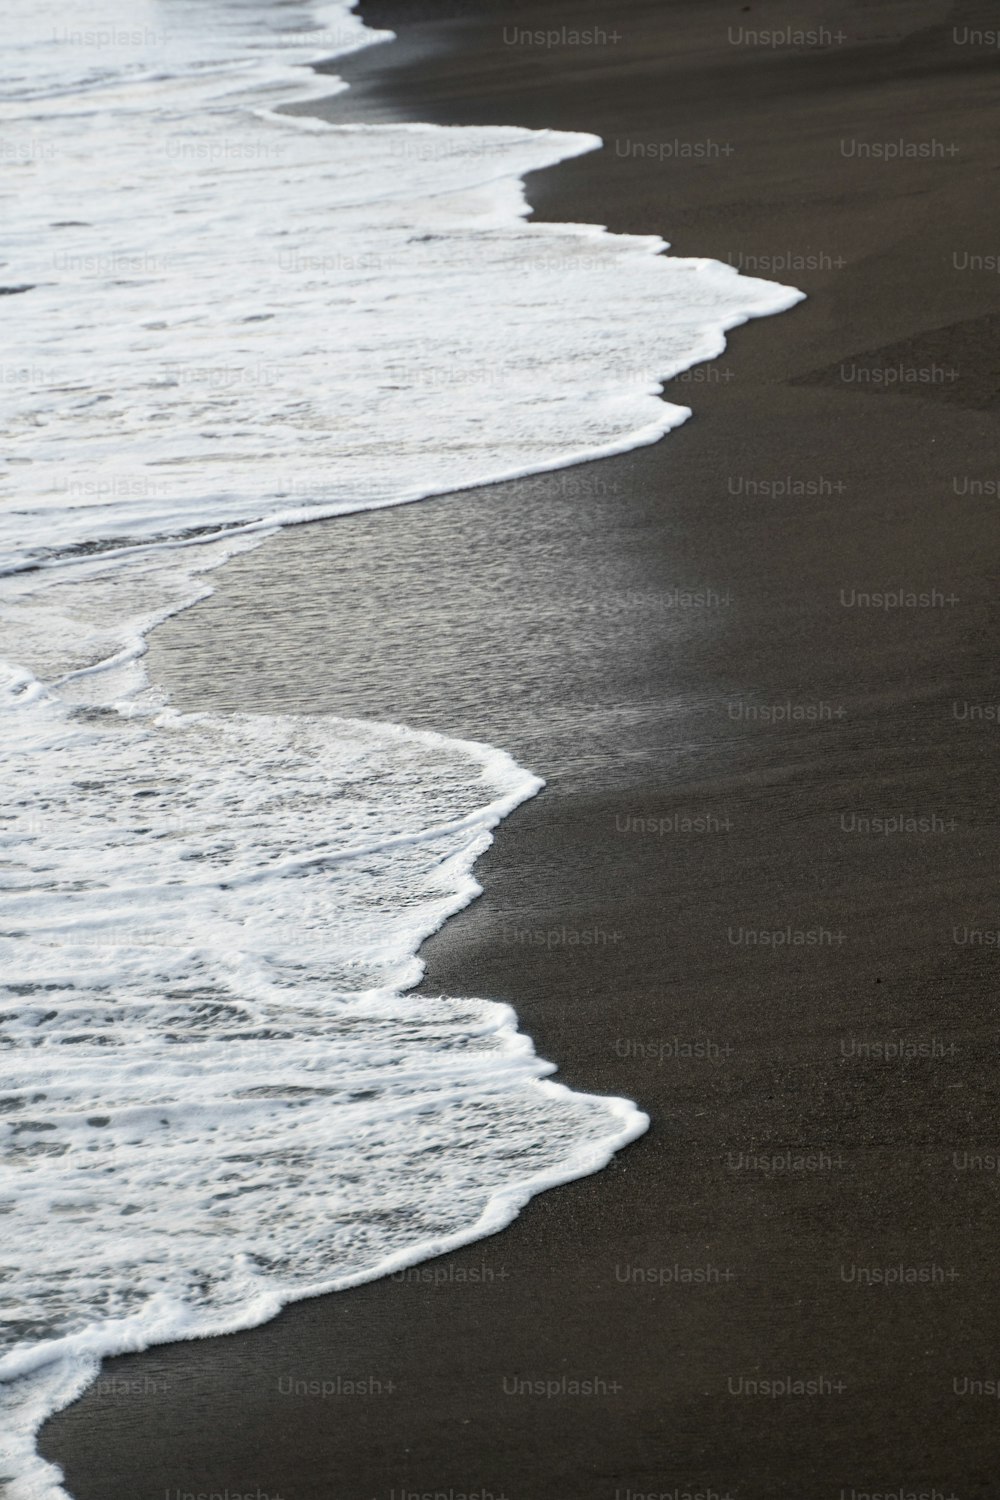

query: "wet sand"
(43, 2), (1000, 1497)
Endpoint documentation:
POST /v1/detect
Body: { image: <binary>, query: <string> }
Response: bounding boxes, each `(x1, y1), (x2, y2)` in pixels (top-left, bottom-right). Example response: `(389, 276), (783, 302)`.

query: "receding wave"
(0, 1), (802, 1494)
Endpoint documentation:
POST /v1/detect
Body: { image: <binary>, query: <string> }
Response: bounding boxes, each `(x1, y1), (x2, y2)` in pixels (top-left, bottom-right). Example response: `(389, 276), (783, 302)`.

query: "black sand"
(43, 2), (1000, 1497)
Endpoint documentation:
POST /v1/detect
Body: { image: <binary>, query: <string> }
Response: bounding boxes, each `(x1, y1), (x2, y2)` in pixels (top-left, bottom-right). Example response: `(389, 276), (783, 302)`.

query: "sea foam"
(0, 1), (803, 1493)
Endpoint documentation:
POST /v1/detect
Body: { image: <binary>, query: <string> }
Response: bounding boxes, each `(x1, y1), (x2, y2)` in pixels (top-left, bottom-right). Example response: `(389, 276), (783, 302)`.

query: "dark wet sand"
(43, 2), (1000, 1497)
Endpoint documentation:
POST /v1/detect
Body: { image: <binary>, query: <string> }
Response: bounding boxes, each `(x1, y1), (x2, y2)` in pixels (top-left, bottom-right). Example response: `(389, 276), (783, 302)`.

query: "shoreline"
(43, 2), (1000, 1497)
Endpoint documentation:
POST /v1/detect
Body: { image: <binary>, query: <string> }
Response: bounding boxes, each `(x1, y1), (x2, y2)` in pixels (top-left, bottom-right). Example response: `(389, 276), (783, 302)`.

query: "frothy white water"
(0, 0), (803, 1493)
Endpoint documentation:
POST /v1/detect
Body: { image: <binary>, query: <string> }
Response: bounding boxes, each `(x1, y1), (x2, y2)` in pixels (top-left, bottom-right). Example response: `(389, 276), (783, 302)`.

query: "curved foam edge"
(4, 1086), (649, 1390)
(6, 1082), (649, 1500)
(0, 699), (645, 1498)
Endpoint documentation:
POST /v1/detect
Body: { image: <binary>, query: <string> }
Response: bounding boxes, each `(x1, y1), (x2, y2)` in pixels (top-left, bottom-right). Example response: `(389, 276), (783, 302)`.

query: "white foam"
(0, 0), (803, 1492)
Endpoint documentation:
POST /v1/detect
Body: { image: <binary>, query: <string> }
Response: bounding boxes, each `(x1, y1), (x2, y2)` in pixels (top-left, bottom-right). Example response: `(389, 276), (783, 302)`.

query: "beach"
(41, 1), (1000, 1497)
